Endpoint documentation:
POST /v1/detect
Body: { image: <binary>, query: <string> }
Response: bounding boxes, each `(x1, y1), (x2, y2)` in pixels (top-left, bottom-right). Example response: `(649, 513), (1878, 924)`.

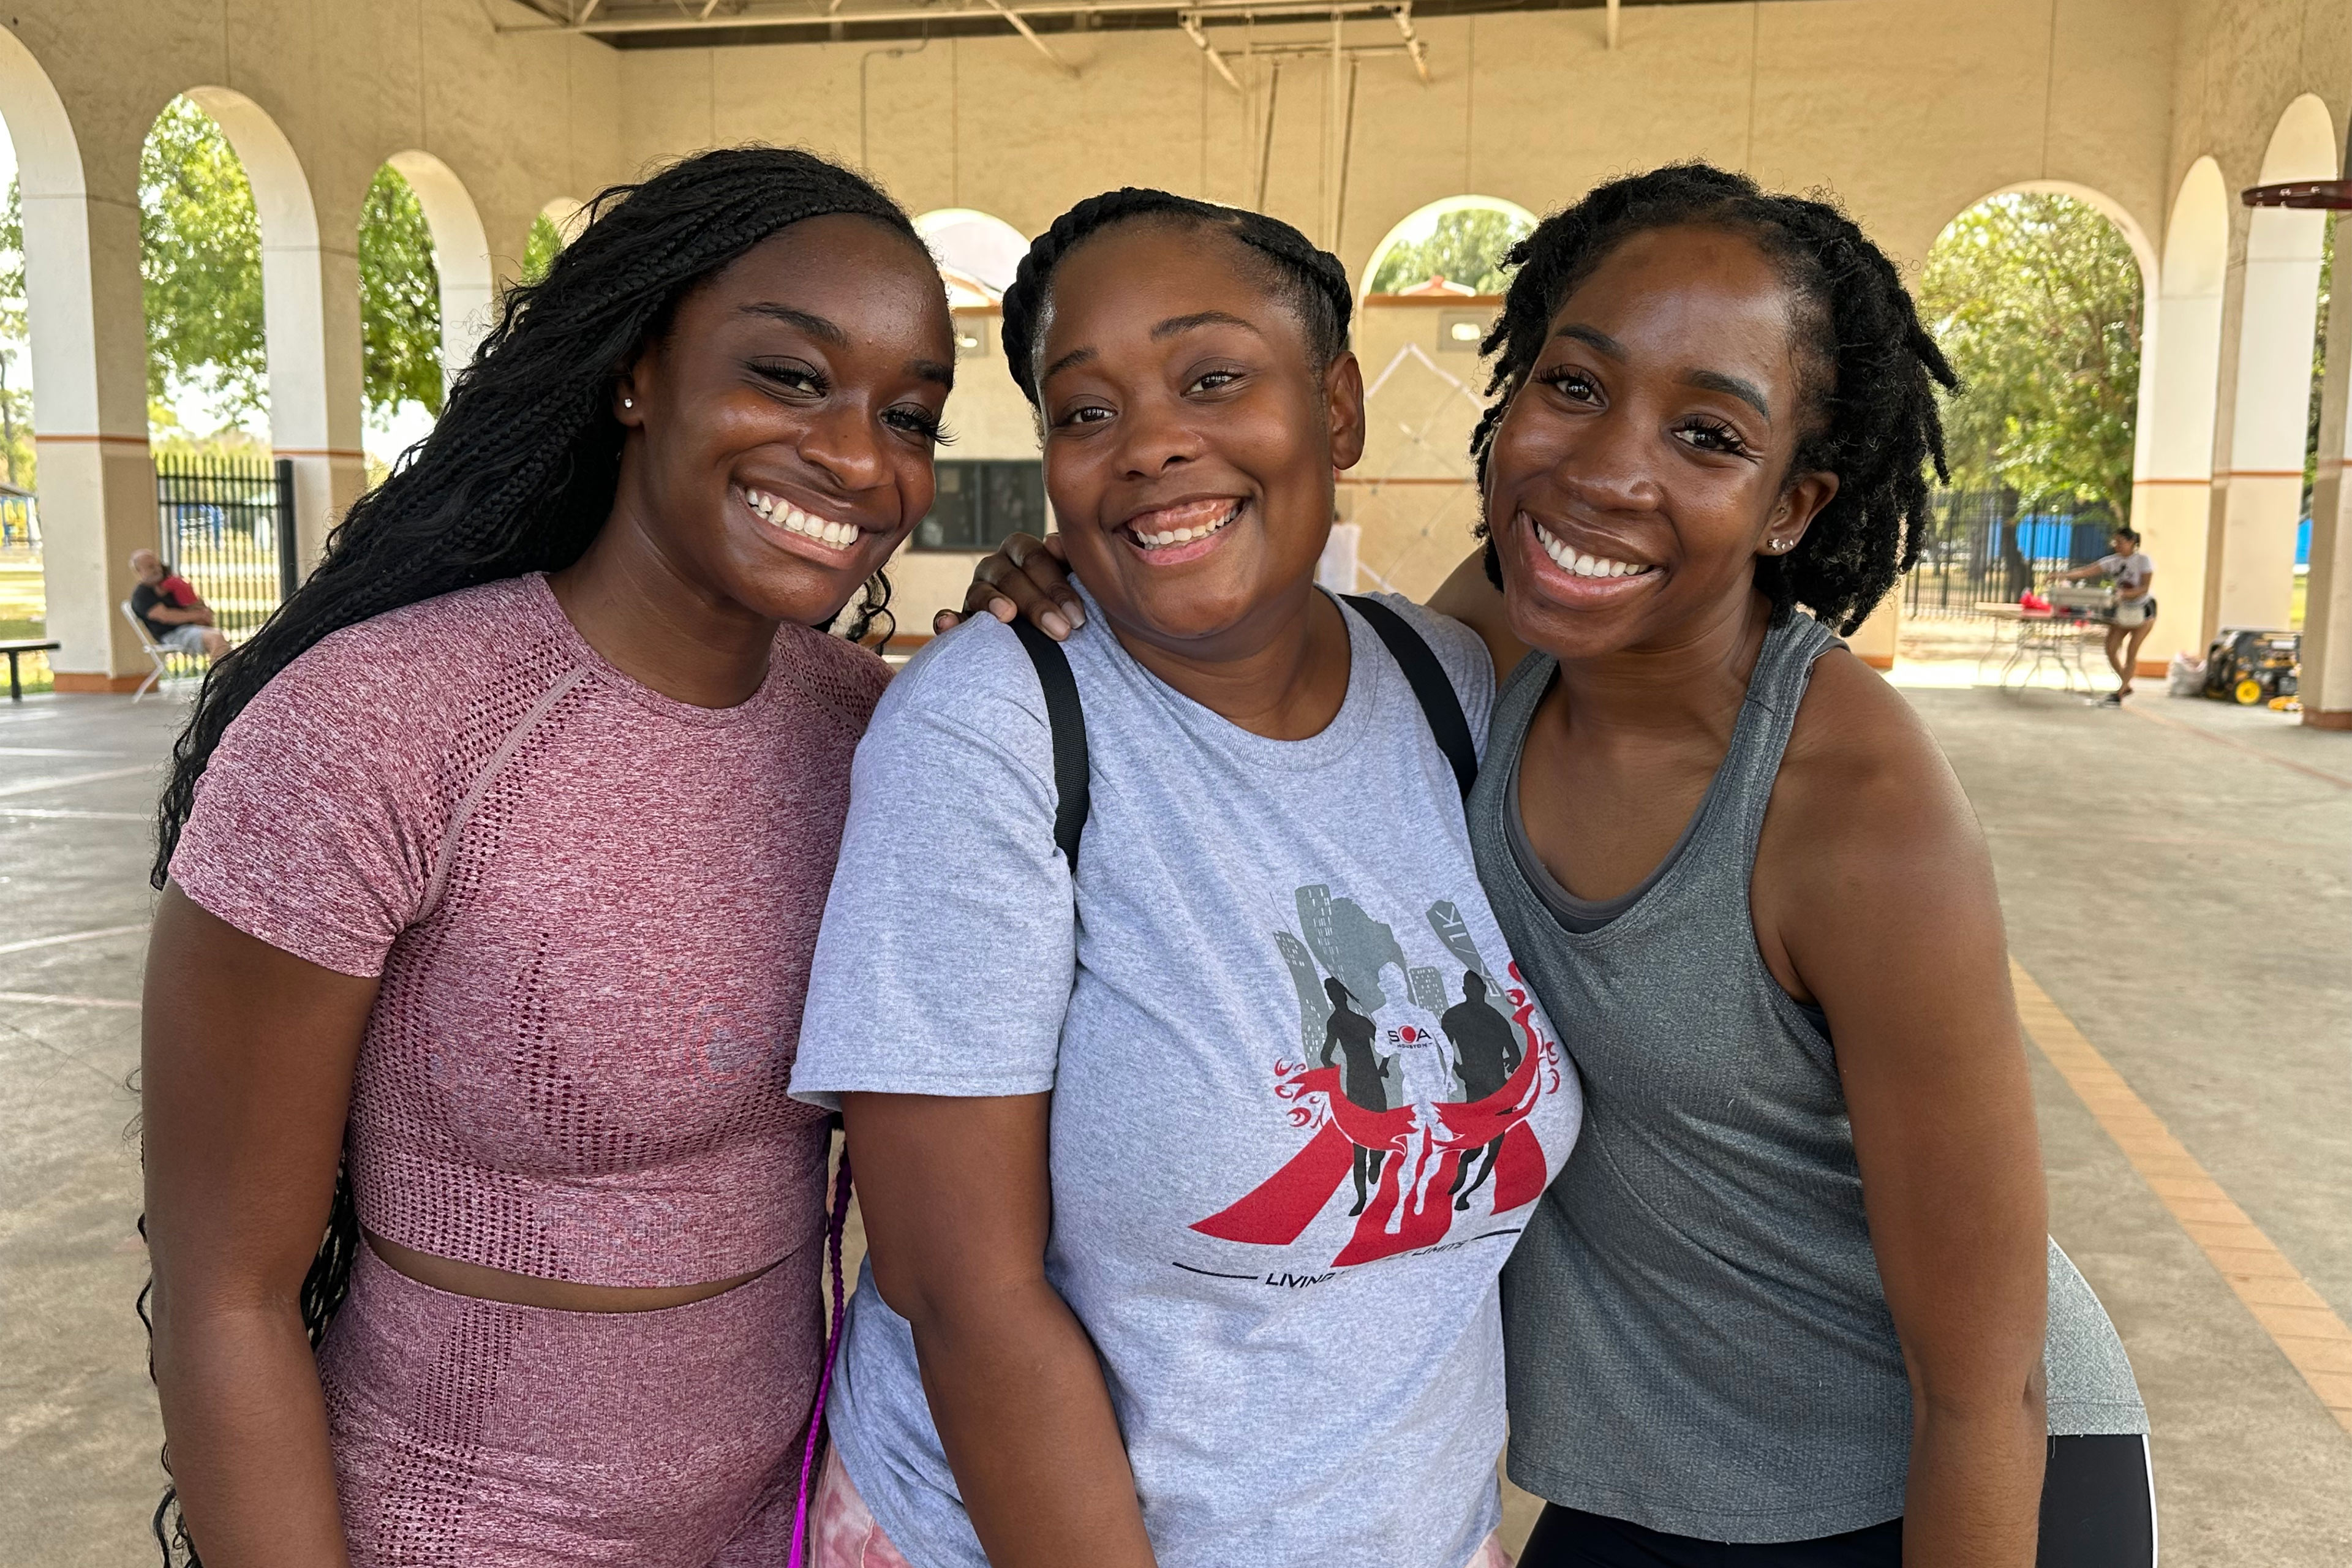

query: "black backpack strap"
(1341, 594), (1477, 801)
(1010, 618), (1090, 870)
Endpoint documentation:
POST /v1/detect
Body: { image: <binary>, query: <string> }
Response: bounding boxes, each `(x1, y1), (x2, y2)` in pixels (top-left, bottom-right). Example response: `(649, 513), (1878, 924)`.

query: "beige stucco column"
(2, 36), (155, 689)
(2299, 210), (2352, 729)
(2126, 164), (2225, 674)
(1848, 594), (1900, 671)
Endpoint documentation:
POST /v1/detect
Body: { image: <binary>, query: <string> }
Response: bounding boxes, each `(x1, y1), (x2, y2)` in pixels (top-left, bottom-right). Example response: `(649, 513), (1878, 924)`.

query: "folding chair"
(121, 599), (204, 702)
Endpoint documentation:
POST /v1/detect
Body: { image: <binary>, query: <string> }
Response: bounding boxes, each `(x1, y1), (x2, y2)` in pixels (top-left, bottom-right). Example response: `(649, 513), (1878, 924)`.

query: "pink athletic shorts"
(320, 1237), (821, 1567)
(812, 1444), (1515, 1568)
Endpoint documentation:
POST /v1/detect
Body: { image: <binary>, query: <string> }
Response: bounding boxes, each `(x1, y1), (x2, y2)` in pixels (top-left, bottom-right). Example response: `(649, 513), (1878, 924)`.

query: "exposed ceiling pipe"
(981, 0), (1084, 73)
(1182, 13), (1243, 89)
(512, 0), (1439, 34)
(1256, 59), (1283, 210)
(1392, 2), (1428, 83)
(1605, 0), (1619, 47)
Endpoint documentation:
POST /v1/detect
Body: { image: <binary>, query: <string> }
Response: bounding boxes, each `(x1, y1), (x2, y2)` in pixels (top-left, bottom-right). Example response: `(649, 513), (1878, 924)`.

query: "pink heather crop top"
(172, 573), (889, 1287)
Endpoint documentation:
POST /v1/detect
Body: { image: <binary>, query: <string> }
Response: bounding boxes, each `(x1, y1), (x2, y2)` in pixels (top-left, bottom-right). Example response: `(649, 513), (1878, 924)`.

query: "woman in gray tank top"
(953, 162), (2154, 1568)
(1422, 167), (2152, 1566)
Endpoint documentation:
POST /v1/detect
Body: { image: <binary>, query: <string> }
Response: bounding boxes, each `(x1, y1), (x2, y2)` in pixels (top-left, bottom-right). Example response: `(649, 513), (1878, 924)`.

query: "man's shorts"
(157, 624), (209, 654)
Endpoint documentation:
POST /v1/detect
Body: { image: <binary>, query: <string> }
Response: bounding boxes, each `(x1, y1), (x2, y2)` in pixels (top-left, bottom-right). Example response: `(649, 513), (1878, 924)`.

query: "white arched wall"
(2212, 94), (2338, 638)
(388, 149), (494, 390)
(2132, 157), (2231, 669)
(183, 86), (362, 579)
(0, 27), (154, 683)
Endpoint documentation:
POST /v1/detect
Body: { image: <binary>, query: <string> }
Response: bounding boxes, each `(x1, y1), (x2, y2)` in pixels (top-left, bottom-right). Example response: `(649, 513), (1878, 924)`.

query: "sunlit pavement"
(3, 669), (2348, 1563)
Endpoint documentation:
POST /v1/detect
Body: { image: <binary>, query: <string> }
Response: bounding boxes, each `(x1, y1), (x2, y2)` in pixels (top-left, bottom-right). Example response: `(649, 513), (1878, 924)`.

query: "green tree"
(1369, 206), (1532, 296)
(521, 212), (565, 285)
(1920, 193), (2143, 515)
(0, 179), (36, 488)
(2304, 221), (2332, 508)
(140, 96), (269, 422)
(360, 165), (443, 418)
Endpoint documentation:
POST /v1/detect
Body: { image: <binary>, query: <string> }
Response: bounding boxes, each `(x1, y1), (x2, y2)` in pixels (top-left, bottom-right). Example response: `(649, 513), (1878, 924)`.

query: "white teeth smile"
(743, 487), (859, 550)
(1532, 519), (1653, 581)
(1131, 500), (1242, 549)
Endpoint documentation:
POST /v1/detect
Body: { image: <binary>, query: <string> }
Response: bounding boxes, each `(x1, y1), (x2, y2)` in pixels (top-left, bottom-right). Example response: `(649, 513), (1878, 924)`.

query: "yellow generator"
(2201, 628), (2300, 706)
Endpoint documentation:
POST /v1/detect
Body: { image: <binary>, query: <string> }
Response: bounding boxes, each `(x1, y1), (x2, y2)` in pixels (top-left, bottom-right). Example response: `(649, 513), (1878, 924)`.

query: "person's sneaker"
(2097, 692), (2125, 707)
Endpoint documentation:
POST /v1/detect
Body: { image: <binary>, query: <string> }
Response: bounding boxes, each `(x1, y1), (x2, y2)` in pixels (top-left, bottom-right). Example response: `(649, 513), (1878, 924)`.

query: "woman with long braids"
(139, 146), (954, 1566)
(959, 164), (2152, 1566)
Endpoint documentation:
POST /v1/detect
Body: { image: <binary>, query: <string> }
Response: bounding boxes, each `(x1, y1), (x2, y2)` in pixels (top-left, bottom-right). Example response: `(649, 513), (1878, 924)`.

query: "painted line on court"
(0, 990), (140, 1011)
(0, 764), (153, 798)
(2124, 704), (2352, 790)
(0, 922), (149, 957)
(2012, 960), (2352, 1436)
(0, 805), (148, 821)
(0, 747), (128, 758)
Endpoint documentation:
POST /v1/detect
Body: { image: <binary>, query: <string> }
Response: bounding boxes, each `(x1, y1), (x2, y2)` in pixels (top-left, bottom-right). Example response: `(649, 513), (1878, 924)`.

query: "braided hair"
(143, 145), (929, 1567)
(1000, 187), (1353, 404)
(1469, 163), (1956, 633)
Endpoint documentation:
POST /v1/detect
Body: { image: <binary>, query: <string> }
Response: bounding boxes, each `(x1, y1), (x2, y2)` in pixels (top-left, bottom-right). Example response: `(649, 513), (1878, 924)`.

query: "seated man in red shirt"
(130, 548), (231, 661)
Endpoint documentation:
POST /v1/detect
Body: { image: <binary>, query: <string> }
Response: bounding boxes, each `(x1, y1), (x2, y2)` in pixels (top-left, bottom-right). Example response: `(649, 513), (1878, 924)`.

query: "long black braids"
(1000, 187), (1354, 402)
(142, 145), (931, 1567)
(1469, 163), (1956, 633)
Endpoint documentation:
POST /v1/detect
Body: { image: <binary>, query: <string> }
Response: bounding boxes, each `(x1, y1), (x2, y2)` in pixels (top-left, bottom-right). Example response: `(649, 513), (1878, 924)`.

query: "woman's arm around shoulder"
(1426, 546), (1527, 685)
(1757, 648), (2048, 1568)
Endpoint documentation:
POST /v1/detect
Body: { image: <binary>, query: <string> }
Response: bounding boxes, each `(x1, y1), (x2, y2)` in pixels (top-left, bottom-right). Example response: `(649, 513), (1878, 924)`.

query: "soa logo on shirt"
(1189, 883), (1562, 1271)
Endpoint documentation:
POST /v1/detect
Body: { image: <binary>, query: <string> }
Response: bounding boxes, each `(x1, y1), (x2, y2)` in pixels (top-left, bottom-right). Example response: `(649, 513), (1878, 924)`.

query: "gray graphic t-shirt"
(793, 589), (1583, 1568)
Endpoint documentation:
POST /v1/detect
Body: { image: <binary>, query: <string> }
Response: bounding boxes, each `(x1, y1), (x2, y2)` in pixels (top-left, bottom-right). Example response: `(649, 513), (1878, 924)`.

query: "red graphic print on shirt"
(1191, 880), (1562, 1269)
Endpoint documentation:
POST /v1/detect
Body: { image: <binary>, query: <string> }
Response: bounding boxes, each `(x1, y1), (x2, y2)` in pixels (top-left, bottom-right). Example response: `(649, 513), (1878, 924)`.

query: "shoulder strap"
(1341, 594), (1477, 801)
(1010, 619), (1090, 870)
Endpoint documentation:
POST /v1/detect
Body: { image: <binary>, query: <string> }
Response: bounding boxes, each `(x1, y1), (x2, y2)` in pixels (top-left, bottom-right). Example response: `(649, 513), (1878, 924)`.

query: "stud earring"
(622, 396), (634, 410)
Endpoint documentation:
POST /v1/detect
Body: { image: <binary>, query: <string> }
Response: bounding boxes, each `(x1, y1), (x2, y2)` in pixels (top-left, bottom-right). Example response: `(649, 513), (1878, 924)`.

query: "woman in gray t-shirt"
(2057, 525), (2158, 706)
(793, 194), (1582, 1568)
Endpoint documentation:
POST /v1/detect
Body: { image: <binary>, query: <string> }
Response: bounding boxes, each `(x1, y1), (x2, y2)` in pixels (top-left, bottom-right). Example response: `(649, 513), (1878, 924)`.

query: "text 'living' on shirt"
(792, 586), (1583, 1568)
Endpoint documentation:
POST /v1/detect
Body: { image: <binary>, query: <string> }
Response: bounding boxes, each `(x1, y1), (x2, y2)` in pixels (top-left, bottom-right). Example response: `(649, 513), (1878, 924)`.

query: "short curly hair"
(1000, 187), (1352, 405)
(1471, 163), (1957, 633)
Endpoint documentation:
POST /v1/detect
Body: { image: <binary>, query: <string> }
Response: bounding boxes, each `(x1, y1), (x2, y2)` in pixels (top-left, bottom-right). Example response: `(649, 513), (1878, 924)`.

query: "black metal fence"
(154, 455), (296, 643)
(1904, 488), (2118, 619)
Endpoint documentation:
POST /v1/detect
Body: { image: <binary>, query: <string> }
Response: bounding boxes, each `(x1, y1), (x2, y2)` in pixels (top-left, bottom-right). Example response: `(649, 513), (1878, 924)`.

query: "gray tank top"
(1470, 611), (2146, 1542)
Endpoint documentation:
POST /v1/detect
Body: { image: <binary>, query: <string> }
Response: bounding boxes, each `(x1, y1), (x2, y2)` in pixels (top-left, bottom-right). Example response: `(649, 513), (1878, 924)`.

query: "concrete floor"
(2, 671), (2347, 1563)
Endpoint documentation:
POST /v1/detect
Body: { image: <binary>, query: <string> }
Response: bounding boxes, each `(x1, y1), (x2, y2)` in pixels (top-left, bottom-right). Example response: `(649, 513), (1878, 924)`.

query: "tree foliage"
(521, 212), (565, 285)
(140, 96), (270, 421)
(1920, 193), (2143, 514)
(0, 181), (35, 488)
(2305, 222), (2332, 507)
(360, 165), (443, 417)
(132, 97), (447, 431)
(1369, 206), (1532, 296)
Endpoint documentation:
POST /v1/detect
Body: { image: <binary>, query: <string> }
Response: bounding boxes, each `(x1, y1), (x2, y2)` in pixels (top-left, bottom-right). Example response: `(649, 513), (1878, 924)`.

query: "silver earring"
(622, 396), (634, 409)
